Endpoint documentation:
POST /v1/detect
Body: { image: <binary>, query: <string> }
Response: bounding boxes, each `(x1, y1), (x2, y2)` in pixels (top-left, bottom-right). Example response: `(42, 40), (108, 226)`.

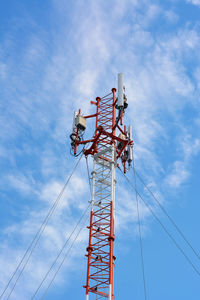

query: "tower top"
(69, 73), (133, 173)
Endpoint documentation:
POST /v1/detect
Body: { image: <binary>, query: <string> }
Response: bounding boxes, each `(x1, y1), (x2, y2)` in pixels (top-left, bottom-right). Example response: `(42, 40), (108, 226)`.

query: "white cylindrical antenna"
(117, 73), (124, 108)
(72, 111), (78, 133)
(128, 125), (133, 165)
(128, 125), (132, 141)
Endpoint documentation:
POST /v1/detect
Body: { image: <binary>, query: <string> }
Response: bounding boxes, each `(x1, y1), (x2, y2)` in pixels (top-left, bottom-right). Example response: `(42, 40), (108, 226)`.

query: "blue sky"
(0, 0), (200, 299)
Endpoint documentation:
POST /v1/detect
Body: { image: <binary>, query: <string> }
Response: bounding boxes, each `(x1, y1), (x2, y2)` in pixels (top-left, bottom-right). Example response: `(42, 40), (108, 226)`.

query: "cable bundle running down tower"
(70, 74), (133, 300)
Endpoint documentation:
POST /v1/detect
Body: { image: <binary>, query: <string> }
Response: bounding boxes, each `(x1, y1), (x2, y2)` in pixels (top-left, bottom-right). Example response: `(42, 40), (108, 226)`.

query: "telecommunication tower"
(70, 74), (133, 300)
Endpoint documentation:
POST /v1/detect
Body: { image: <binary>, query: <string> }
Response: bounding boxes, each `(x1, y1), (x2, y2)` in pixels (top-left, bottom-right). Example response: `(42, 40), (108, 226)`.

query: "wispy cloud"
(3, 173), (36, 195)
(186, 0), (200, 7)
(165, 134), (200, 188)
(1, 0), (200, 298)
(0, 171), (89, 299)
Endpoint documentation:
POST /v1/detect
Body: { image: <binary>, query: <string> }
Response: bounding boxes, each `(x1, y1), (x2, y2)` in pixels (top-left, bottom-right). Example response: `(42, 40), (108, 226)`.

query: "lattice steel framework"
(85, 146), (115, 300)
(85, 93), (116, 300)
(71, 82), (133, 300)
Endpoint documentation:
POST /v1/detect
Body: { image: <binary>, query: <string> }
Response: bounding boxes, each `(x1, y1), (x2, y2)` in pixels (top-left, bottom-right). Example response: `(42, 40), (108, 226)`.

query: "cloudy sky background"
(0, 0), (200, 299)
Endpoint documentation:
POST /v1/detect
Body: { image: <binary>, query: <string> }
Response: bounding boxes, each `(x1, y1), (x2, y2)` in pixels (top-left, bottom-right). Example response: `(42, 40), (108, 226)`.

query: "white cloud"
(0, 62), (7, 79)
(165, 161), (190, 188)
(164, 10), (179, 24)
(39, 173), (89, 210)
(146, 4), (162, 21)
(186, 0), (200, 6)
(4, 174), (36, 195)
(0, 190), (89, 299)
(165, 135), (200, 188)
(116, 186), (150, 230)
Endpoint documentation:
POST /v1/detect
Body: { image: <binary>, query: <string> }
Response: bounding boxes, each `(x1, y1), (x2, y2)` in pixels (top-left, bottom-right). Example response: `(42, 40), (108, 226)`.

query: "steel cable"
(40, 213), (89, 299)
(31, 203), (90, 299)
(134, 168), (200, 261)
(1, 153), (84, 300)
(133, 165), (147, 300)
(85, 156), (92, 197)
(118, 167), (200, 278)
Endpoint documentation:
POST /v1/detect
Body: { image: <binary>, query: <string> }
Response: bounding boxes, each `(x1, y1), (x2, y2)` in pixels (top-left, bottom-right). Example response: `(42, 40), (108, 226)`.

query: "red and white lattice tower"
(70, 74), (133, 300)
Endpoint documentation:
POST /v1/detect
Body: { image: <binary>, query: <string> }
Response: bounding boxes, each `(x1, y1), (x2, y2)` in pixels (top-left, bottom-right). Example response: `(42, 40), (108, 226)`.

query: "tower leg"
(109, 284), (112, 300)
(85, 146), (116, 299)
(85, 160), (96, 299)
(109, 145), (115, 300)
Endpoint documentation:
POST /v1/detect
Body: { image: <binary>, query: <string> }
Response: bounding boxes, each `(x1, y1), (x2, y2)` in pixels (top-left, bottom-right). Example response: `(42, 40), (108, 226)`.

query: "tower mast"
(70, 74), (133, 299)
